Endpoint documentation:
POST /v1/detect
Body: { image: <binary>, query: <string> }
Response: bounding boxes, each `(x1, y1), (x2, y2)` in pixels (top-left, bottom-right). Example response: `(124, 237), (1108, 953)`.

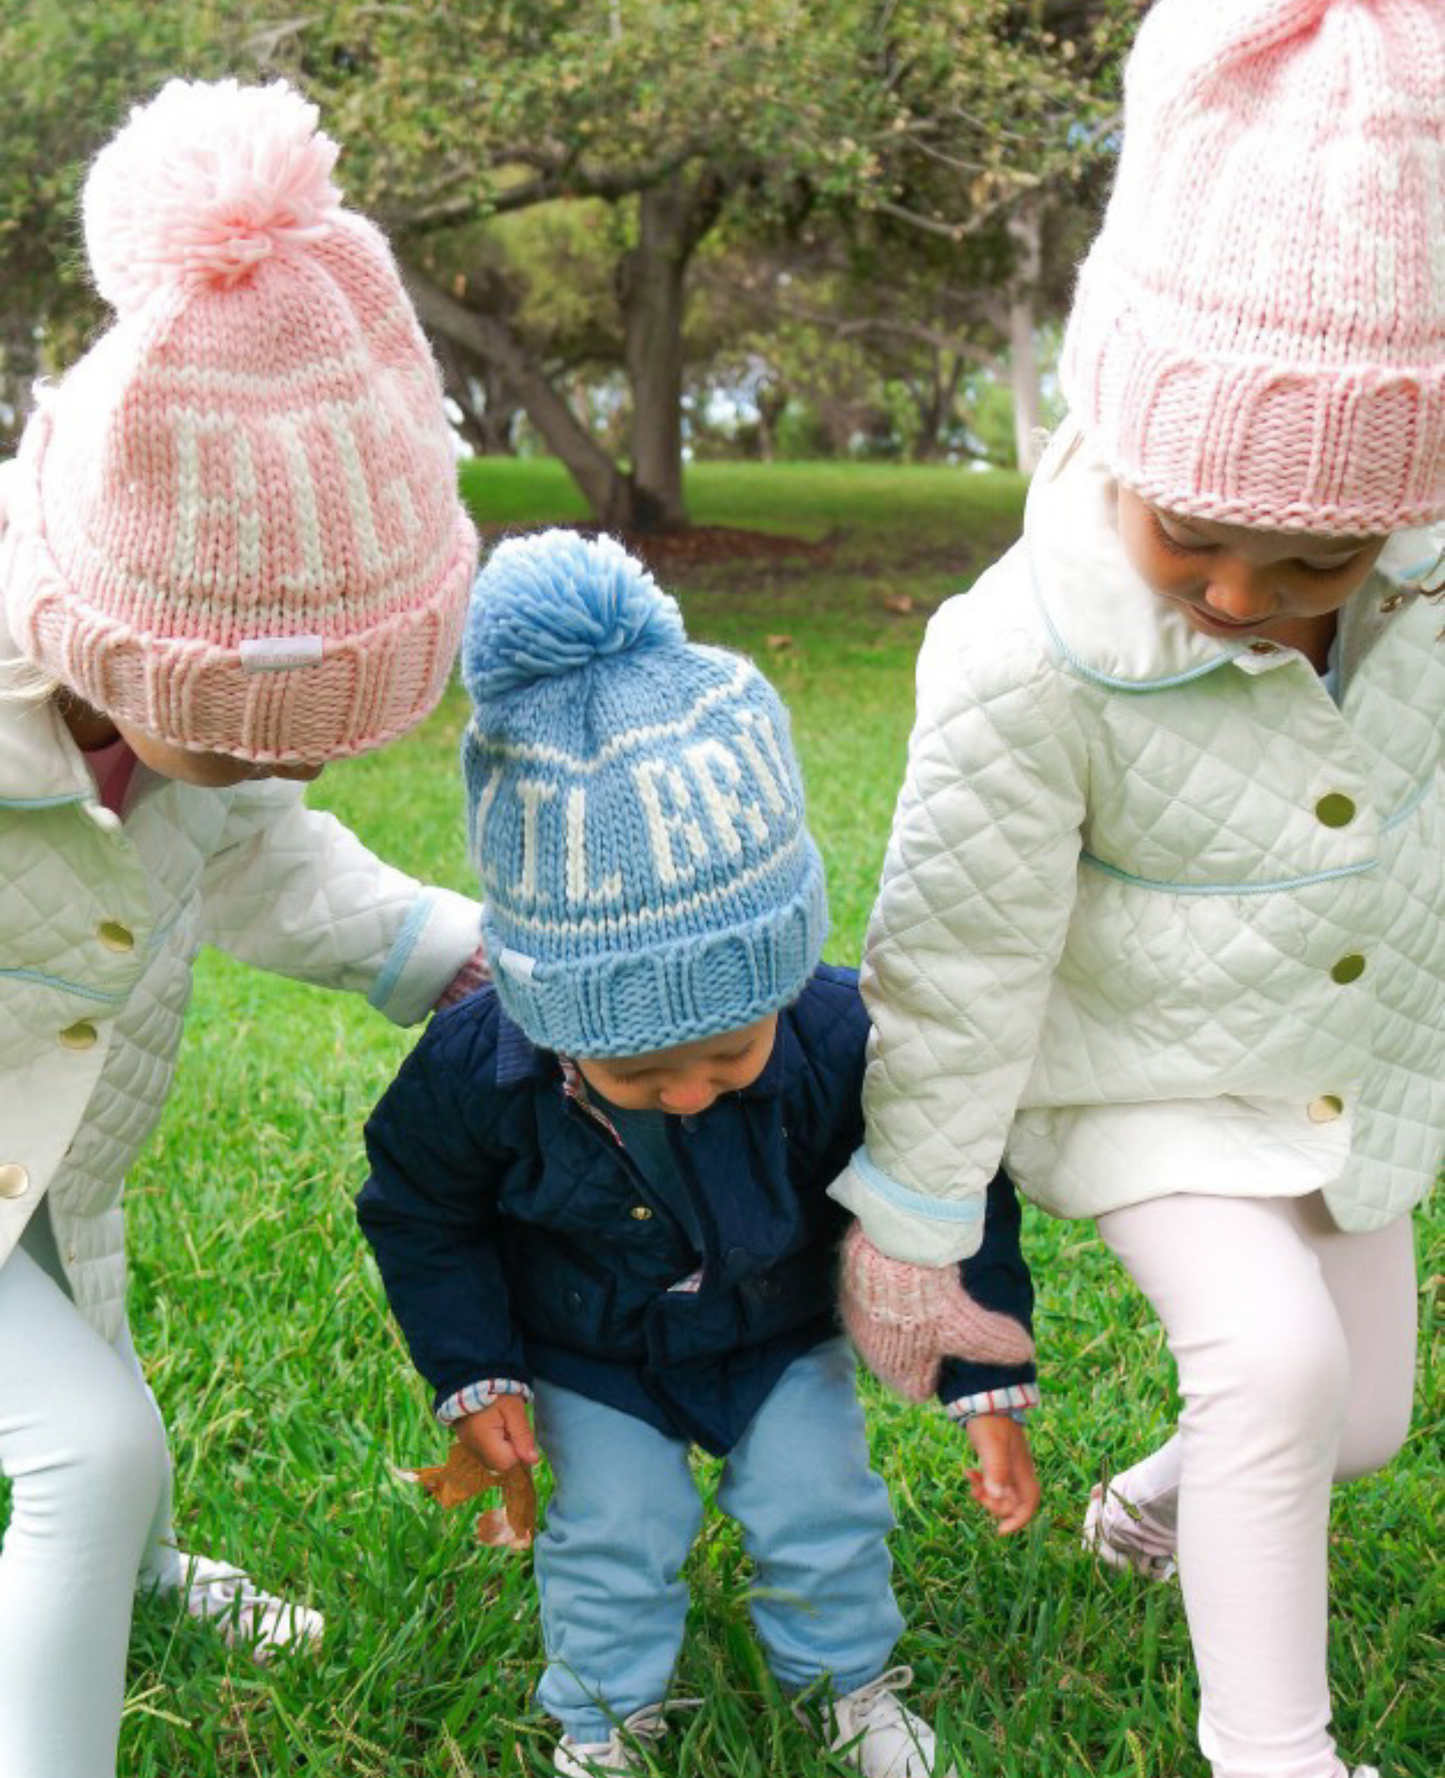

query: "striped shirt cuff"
(435, 941), (492, 1009)
(436, 1377), (533, 1425)
(943, 1381), (1041, 1426)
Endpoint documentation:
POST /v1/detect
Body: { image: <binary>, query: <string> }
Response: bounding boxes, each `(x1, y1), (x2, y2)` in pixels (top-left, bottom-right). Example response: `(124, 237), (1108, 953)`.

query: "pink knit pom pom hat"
(1060, 0), (1444, 536)
(0, 78), (477, 760)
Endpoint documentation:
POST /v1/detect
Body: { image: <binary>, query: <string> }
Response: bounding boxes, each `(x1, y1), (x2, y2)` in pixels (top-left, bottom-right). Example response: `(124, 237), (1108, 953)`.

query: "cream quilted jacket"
(0, 636), (481, 1340)
(831, 425), (1444, 1266)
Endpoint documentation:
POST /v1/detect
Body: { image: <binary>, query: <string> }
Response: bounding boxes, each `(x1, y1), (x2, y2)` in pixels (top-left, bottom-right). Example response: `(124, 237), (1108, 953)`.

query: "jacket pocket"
(515, 1238), (629, 1358)
(735, 1246), (833, 1343)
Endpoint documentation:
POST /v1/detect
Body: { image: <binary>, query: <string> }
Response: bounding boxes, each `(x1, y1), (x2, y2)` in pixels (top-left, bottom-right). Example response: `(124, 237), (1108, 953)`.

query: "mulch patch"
(474, 520), (973, 619)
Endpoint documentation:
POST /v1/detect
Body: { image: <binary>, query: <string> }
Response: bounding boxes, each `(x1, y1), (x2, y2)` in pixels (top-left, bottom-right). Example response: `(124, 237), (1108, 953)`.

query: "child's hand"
(965, 1414), (1039, 1535)
(455, 1396), (539, 1472)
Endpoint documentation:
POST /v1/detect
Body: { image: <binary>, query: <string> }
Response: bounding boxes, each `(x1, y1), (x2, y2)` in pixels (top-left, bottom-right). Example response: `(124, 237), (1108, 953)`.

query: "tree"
(0, 2), (1139, 509)
(0, 4), (190, 446)
(289, 0), (1137, 522)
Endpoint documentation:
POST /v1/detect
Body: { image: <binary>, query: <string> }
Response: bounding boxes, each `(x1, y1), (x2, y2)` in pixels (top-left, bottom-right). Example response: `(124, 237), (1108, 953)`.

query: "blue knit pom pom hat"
(461, 530), (828, 1057)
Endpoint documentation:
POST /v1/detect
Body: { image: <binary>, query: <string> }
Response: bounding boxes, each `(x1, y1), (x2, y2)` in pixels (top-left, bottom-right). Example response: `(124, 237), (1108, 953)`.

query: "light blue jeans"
(533, 1335), (904, 1742)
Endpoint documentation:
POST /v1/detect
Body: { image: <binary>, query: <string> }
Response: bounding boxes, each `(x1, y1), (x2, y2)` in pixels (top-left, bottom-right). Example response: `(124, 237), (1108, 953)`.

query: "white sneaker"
(1082, 1483), (1177, 1582)
(818, 1667), (955, 1778)
(168, 1551), (325, 1660)
(553, 1703), (668, 1777)
(1351, 1768), (1381, 1776)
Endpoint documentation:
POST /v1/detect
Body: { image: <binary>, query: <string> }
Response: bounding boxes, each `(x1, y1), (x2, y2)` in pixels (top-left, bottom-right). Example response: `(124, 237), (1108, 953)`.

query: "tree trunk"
(755, 382), (788, 462)
(404, 168), (728, 533)
(618, 171), (728, 530)
(401, 264), (636, 527)
(433, 335), (520, 455)
(908, 351), (969, 462)
(1007, 203), (1044, 474)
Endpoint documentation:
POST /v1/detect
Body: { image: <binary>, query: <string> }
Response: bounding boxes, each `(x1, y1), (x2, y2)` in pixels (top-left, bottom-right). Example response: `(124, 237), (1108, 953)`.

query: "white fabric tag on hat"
(239, 635), (325, 673)
(498, 947), (538, 981)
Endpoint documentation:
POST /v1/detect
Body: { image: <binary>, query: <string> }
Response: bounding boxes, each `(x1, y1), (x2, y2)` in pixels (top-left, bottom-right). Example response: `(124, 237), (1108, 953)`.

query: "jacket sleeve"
(357, 1003), (530, 1411)
(785, 964), (869, 1210)
(828, 594), (1089, 1264)
(936, 1168), (1038, 1418)
(197, 778), (482, 1026)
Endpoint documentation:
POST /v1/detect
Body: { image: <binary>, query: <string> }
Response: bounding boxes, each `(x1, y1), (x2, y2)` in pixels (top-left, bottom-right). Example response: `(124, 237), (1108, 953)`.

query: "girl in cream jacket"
(836, 6), (1443, 1777)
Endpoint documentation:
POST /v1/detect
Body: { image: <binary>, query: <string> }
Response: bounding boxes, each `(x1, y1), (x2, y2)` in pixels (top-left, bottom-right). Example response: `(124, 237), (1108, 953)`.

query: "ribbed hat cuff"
(484, 854), (829, 1058)
(5, 510), (475, 762)
(1062, 286), (1445, 535)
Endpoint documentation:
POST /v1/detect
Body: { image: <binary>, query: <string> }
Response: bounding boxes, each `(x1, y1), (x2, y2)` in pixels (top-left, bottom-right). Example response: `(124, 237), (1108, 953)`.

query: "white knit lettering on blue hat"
(461, 530), (827, 1056)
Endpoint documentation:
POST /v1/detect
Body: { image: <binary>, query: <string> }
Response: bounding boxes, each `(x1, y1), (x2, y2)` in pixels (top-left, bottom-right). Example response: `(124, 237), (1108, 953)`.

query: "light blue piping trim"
(1029, 559), (1241, 693)
(145, 912), (184, 954)
(848, 1146), (986, 1225)
(1391, 545), (1444, 586)
(1381, 774), (1434, 833)
(0, 968), (128, 1003)
(1080, 773), (1435, 894)
(1080, 852), (1379, 896)
(0, 790), (86, 810)
(0, 909), (202, 1002)
(367, 890), (437, 1012)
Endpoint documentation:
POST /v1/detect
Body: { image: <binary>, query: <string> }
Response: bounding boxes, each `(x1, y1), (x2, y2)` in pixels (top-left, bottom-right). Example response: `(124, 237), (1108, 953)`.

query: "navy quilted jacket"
(359, 964), (1034, 1454)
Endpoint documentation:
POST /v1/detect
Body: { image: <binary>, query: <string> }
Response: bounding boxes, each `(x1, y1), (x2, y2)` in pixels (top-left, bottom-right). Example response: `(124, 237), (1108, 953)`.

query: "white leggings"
(0, 1206), (176, 1778)
(1097, 1192), (1417, 1778)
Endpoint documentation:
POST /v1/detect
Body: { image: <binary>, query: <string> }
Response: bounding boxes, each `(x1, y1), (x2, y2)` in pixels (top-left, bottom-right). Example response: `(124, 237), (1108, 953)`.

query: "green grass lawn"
(64, 459), (1442, 1773)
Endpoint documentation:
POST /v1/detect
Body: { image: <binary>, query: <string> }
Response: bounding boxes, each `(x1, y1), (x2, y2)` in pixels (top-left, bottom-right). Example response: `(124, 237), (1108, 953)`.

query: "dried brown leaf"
(412, 1441), (538, 1552)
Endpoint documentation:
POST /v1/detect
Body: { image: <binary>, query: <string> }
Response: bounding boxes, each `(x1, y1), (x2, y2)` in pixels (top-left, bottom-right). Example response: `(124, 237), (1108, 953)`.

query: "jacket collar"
(0, 619), (94, 809)
(495, 1006), (545, 1086)
(1025, 423), (1435, 694)
(493, 1001), (786, 1101)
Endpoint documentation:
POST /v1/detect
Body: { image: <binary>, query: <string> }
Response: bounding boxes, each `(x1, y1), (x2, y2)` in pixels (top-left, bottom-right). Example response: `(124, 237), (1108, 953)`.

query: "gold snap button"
(1314, 793), (1356, 828)
(1306, 1094), (1345, 1123)
(98, 920), (135, 952)
(1330, 954), (1366, 985)
(1379, 592), (1405, 614)
(629, 1205), (653, 1221)
(0, 1163), (30, 1199)
(1248, 640), (1278, 655)
(58, 1020), (99, 1050)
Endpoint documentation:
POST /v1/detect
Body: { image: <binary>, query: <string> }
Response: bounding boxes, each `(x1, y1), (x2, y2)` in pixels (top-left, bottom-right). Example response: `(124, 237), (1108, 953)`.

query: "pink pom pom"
(83, 78), (342, 314)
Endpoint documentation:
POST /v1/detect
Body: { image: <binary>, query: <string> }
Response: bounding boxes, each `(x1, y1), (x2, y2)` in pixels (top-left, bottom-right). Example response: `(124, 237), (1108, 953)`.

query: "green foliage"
(0, 2), (241, 339)
(294, 1), (1134, 268)
(0, 2), (1139, 489)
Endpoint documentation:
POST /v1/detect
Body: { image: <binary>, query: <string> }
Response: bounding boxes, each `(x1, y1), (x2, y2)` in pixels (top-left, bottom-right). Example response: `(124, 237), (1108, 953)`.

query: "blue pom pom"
(464, 530), (685, 701)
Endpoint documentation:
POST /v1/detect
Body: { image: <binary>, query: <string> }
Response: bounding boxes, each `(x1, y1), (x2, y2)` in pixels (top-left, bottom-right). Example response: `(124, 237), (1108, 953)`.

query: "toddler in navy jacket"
(359, 533), (1034, 1778)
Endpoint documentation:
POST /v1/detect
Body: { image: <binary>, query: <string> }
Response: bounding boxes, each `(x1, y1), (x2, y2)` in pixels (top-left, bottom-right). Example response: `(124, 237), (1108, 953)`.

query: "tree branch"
(693, 266), (998, 363)
(400, 262), (623, 517)
(385, 145), (713, 236)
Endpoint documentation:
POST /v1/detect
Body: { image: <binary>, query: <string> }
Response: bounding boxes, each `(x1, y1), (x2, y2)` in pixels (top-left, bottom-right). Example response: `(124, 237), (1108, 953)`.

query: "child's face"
(577, 1014), (779, 1116)
(113, 718), (324, 787)
(1115, 487), (1386, 643)
(57, 691), (324, 786)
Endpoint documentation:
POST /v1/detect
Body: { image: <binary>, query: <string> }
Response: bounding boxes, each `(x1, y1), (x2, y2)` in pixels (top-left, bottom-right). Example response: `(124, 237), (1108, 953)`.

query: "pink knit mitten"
(839, 1222), (1035, 1401)
(435, 940), (491, 1010)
